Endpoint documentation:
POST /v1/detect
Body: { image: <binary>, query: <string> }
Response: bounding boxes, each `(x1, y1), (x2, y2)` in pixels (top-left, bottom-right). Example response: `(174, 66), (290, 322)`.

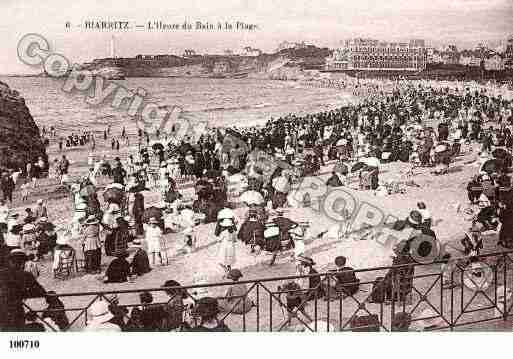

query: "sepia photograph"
(1, 0), (513, 352)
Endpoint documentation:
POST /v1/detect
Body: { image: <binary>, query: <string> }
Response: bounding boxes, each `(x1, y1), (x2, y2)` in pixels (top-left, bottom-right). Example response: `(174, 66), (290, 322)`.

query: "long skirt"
(218, 239), (236, 266)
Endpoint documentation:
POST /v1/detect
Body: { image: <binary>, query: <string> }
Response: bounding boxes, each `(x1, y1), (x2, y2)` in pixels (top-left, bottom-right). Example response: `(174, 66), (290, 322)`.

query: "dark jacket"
(130, 249), (151, 276)
(105, 258), (130, 283)
(237, 220), (265, 247)
(0, 269), (46, 331)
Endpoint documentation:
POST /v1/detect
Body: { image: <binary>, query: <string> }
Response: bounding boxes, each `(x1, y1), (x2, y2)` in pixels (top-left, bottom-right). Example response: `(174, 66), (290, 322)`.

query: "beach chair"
(54, 248), (78, 279)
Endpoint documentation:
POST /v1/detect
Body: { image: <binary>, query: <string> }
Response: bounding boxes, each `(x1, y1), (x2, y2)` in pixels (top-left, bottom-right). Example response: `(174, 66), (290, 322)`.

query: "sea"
(0, 76), (354, 136)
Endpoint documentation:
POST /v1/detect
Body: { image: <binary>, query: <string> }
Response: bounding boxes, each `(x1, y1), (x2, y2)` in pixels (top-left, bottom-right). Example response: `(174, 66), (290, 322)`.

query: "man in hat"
(188, 297), (231, 332)
(129, 239), (151, 276)
(0, 249), (46, 330)
(81, 215), (102, 274)
(0, 199), (9, 232)
(83, 300), (121, 332)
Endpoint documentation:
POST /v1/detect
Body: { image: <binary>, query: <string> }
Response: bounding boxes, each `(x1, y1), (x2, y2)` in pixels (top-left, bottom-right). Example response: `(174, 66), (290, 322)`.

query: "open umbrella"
(362, 156), (380, 168)
(240, 190), (264, 206)
(217, 208), (235, 220)
(434, 144), (448, 153)
(103, 187), (125, 204)
(351, 162), (367, 173)
(481, 159), (498, 174)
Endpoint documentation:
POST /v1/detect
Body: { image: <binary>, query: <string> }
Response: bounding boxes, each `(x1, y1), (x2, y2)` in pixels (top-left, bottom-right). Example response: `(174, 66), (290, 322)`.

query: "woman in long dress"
(217, 218), (237, 273)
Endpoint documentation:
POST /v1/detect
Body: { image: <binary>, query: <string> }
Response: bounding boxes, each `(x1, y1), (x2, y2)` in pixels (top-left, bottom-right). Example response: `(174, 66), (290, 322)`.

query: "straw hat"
(85, 215), (99, 225)
(88, 301), (114, 325)
(217, 208), (235, 220)
(219, 218), (233, 227)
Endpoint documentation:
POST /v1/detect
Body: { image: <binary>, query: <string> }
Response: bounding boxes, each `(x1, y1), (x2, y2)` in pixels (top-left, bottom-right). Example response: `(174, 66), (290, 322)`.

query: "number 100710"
(9, 340), (40, 350)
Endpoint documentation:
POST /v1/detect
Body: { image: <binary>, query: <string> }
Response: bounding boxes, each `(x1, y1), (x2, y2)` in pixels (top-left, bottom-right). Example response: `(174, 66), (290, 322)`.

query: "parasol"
(103, 187), (125, 204)
(481, 159), (498, 174)
(240, 190), (264, 206)
(351, 162), (367, 172)
(434, 144), (448, 153)
(217, 207), (235, 220)
(362, 156), (380, 168)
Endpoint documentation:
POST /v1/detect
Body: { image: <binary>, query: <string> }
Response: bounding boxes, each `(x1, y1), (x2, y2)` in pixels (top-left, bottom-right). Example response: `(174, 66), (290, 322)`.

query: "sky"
(1, 0), (512, 74)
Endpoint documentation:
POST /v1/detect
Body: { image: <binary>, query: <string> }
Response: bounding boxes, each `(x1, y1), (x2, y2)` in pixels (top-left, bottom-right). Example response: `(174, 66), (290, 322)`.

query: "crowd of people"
(1, 77), (513, 332)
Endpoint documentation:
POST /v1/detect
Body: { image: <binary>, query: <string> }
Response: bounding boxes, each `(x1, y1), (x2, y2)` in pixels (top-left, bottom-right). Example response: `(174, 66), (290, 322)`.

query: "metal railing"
(23, 249), (513, 332)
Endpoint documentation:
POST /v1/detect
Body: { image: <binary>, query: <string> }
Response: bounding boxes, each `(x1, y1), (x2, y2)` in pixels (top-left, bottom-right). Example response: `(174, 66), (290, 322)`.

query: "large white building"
(329, 38), (427, 71)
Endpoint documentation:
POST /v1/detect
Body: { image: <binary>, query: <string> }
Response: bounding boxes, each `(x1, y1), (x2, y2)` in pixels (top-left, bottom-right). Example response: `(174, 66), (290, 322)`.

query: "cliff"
(0, 81), (47, 170)
(81, 45), (332, 79)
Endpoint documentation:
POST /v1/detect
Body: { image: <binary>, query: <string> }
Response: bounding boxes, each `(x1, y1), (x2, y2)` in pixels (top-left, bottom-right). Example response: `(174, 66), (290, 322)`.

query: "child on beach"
(20, 181), (30, 202)
(25, 254), (40, 278)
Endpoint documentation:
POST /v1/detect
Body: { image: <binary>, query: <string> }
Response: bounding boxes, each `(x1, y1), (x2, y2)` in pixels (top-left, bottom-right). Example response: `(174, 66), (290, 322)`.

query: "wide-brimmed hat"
(8, 248), (27, 261)
(148, 217), (159, 224)
(227, 268), (243, 280)
(194, 297), (220, 318)
(217, 208), (235, 220)
(219, 218), (233, 227)
(38, 217), (48, 223)
(88, 300), (114, 324)
(85, 215), (99, 225)
(37, 199), (43, 204)
(297, 255), (315, 266)
(9, 213), (19, 219)
(407, 210), (423, 226)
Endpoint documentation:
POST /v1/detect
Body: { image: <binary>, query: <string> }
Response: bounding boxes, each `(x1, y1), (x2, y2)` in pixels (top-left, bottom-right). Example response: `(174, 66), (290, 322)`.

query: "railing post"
(256, 283), (260, 332)
(326, 274), (330, 332)
(450, 269), (454, 331)
(503, 254), (508, 321)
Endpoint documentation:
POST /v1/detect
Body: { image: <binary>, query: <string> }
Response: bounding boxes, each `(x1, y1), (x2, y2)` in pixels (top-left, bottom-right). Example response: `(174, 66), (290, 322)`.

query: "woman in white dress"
(144, 217), (163, 266)
(216, 218), (237, 273)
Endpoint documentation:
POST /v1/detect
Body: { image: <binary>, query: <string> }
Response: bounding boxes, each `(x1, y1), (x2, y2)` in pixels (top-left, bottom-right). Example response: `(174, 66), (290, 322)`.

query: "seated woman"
(129, 240), (151, 276)
(103, 250), (131, 283)
(218, 269), (254, 314)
